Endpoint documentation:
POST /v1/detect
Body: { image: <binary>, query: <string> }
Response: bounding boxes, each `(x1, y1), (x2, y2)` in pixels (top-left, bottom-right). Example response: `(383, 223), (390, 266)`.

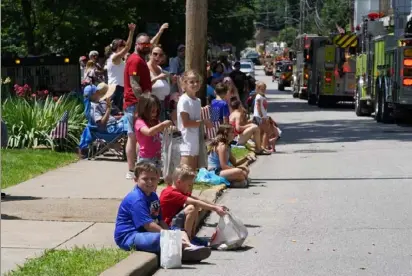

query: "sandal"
(255, 149), (271, 155)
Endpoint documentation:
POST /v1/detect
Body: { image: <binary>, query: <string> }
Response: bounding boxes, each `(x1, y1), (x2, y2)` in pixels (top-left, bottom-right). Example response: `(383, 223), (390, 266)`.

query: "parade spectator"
(253, 81), (270, 151)
(207, 125), (250, 185)
(177, 70), (213, 172)
(150, 23), (169, 46)
(148, 46), (171, 121)
(223, 77), (240, 106)
(105, 23), (136, 111)
(211, 63), (224, 83)
(169, 45), (185, 93)
(88, 50), (105, 83)
(114, 162), (211, 262)
(210, 82), (229, 124)
(135, 94), (172, 170)
(160, 164), (227, 243)
(79, 56), (87, 83)
(229, 97), (270, 155)
(123, 33), (152, 179)
(230, 61), (249, 106)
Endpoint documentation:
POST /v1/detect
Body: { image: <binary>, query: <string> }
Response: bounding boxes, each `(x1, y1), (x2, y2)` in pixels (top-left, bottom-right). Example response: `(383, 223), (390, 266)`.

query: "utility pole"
(185, 0), (208, 105)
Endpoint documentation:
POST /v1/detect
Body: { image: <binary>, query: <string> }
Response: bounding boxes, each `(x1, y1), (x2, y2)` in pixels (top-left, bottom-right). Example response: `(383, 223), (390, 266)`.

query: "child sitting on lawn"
(207, 124), (250, 187)
(135, 94), (173, 169)
(114, 162), (211, 262)
(210, 82), (230, 124)
(160, 164), (228, 244)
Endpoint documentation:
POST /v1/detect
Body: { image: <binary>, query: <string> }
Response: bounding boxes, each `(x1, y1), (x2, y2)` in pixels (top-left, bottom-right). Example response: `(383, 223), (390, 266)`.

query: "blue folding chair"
(79, 98), (127, 160)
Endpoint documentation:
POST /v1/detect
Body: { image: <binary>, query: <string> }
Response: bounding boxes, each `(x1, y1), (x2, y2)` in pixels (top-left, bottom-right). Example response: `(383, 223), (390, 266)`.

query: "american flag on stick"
(336, 23), (345, 34)
(51, 111), (69, 139)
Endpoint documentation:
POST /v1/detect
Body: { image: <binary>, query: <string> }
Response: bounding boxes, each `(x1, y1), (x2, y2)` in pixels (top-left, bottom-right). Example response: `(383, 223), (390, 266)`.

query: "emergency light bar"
(403, 78), (412, 86)
(403, 58), (412, 67)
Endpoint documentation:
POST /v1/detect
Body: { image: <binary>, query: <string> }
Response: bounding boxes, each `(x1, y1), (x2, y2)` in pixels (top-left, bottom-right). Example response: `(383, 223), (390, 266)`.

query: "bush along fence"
(1, 83), (86, 150)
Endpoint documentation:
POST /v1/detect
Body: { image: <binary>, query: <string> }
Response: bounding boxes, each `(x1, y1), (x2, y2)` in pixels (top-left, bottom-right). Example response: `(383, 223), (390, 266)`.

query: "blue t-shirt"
(207, 85), (216, 101)
(114, 186), (161, 250)
(210, 99), (230, 123)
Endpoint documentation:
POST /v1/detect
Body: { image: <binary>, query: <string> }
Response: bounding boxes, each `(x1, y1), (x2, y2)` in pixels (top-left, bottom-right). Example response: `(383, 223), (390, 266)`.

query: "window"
(240, 63), (252, 69)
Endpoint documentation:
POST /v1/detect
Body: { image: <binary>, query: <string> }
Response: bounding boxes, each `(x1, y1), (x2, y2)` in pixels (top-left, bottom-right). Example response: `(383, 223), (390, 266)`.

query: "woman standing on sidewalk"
(105, 23), (136, 111)
(147, 46), (171, 121)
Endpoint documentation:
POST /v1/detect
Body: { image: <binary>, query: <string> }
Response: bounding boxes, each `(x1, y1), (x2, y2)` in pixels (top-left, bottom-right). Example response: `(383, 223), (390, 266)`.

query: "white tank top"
(107, 54), (125, 86)
(150, 66), (170, 101)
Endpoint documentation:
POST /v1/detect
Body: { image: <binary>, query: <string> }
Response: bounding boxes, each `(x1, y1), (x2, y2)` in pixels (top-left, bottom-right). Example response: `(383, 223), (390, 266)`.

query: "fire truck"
(292, 34), (319, 99)
(355, 12), (412, 122)
(306, 35), (357, 106)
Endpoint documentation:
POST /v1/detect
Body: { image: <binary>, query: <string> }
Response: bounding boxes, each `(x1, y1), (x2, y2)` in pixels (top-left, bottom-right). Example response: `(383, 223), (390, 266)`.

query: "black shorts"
(253, 116), (263, 126)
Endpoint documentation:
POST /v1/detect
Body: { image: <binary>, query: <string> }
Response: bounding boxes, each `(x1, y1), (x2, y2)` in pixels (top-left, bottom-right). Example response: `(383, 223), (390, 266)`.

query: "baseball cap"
(177, 44), (185, 51)
(89, 50), (99, 58)
(84, 83), (109, 98)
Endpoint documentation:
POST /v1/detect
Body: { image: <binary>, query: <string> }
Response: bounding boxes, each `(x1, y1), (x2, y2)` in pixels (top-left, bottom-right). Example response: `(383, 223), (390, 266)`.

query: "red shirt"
(160, 186), (189, 225)
(123, 53), (152, 110)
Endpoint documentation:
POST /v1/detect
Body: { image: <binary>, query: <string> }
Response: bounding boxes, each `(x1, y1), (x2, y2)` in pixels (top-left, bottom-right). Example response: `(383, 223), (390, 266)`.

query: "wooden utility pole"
(185, 0), (208, 105)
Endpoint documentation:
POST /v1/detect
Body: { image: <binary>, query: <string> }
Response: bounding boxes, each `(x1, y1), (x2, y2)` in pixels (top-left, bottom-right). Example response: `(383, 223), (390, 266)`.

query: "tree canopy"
(1, 0), (256, 58)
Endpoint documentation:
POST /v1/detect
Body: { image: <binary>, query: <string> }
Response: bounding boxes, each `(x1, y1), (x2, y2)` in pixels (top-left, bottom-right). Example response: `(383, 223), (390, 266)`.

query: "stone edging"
(100, 184), (227, 276)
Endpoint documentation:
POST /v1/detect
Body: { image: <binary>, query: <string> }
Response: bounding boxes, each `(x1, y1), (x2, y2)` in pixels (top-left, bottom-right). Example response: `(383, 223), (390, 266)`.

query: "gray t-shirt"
(90, 101), (117, 130)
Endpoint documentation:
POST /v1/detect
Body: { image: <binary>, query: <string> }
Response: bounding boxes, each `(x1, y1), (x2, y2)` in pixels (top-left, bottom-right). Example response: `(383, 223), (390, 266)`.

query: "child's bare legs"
(260, 120), (271, 150)
(219, 168), (247, 182)
(269, 125), (279, 151)
(238, 124), (263, 151)
(183, 205), (199, 239)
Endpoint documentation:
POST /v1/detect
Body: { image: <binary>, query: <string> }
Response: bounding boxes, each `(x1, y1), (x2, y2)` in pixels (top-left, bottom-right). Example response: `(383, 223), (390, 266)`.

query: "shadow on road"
(1, 195), (42, 202)
(267, 98), (355, 113)
(281, 119), (412, 144)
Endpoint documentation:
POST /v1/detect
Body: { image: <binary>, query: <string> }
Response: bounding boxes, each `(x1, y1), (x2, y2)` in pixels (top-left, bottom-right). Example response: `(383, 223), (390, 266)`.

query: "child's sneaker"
(182, 245), (211, 262)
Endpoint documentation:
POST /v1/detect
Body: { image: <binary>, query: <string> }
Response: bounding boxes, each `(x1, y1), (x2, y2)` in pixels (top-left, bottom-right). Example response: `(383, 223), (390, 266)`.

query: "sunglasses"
(152, 52), (164, 57)
(138, 43), (152, 47)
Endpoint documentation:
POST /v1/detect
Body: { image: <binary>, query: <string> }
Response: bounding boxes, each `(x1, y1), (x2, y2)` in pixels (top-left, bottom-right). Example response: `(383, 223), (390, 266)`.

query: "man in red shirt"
(159, 165), (227, 244)
(124, 33), (152, 179)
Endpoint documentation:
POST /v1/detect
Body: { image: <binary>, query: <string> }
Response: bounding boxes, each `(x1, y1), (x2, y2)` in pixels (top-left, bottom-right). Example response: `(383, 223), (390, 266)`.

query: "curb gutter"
(100, 184), (227, 276)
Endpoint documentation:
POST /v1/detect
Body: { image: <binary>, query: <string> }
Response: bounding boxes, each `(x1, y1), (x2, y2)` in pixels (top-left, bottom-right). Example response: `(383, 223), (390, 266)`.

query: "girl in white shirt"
(105, 23), (136, 111)
(253, 81), (270, 151)
(177, 70), (213, 171)
(147, 46), (171, 121)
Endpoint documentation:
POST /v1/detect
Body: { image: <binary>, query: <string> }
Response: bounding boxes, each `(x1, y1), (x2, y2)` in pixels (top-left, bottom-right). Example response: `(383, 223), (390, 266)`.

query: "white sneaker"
(125, 171), (134, 180)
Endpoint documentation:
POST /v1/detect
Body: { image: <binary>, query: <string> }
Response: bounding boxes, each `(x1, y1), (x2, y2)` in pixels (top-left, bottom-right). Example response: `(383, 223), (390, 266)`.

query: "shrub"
(2, 95), (86, 150)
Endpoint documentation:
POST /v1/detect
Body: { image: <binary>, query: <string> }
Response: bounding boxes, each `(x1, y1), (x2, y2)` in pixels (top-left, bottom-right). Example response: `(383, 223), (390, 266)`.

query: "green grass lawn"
(231, 146), (250, 160)
(1, 149), (78, 189)
(5, 247), (131, 276)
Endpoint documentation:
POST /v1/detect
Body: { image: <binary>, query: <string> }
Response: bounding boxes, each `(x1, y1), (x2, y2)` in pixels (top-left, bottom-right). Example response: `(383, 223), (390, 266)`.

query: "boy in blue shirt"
(114, 161), (211, 262)
(210, 82), (230, 124)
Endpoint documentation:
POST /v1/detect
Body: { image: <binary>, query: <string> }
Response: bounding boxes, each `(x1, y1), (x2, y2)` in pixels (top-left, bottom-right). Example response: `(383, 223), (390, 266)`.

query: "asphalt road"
(155, 67), (412, 276)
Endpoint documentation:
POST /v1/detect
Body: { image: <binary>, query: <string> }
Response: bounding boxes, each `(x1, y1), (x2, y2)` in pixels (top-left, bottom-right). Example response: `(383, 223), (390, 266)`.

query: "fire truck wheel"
(308, 94), (316, 105)
(380, 83), (392, 123)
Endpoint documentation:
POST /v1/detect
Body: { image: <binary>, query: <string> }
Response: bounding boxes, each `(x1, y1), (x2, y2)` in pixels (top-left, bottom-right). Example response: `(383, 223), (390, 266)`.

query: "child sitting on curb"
(207, 124), (250, 187)
(160, 164), (228, 245)
(114, 162), (211, 262)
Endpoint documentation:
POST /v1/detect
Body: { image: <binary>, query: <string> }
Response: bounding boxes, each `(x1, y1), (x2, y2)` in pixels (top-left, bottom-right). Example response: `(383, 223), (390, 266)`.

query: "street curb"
(100, 184), (227, 276)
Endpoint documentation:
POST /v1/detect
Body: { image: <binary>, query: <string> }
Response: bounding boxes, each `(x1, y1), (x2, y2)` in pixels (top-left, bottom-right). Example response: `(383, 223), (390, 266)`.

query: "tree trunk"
(185, 0), (208, 105)
(21, 0), (36, 55)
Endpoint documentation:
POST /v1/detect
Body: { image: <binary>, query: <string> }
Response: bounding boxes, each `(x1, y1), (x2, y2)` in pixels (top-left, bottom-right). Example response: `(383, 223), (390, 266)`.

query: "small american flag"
(201, 106), (220, 140)
(336, 23), (345, 34)
(51, 111), (69, 139)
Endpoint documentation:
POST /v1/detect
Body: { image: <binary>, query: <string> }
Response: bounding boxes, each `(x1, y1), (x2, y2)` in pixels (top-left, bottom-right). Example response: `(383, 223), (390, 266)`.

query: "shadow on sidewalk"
(1, 214), (22, 220)
(1, 195), (42, 202)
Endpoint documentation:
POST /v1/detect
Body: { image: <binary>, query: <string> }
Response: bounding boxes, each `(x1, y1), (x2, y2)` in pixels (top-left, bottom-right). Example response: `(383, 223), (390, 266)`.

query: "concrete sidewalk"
(1, 160), (219, 275)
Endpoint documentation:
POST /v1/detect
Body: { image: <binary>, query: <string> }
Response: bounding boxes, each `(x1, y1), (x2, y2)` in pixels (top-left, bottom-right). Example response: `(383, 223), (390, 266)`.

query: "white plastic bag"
(210, 212), (248, 250)
(160, 230), (182, 269)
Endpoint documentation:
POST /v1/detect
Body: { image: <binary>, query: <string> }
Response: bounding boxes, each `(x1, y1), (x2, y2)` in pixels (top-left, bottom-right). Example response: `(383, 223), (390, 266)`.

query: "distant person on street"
(123, 33), (153, 179)
(253, 81), (270, 151)
(230, 61), (249, 106)
(79, 56), (87, 83)
(88, 50), (106, 83)
(104, 23), (136, 111)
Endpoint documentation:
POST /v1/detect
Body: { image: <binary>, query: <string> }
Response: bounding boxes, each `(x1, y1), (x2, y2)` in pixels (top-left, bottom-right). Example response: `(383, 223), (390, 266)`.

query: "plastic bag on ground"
(160, 230), (182, 269)
(195, 168), (230, 186)
(210, 212), (248, 250)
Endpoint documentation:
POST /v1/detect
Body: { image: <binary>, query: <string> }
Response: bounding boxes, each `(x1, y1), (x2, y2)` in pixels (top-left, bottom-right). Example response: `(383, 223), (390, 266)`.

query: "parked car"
(245, 52), (260, 65)
(240, 62), (255, 78)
